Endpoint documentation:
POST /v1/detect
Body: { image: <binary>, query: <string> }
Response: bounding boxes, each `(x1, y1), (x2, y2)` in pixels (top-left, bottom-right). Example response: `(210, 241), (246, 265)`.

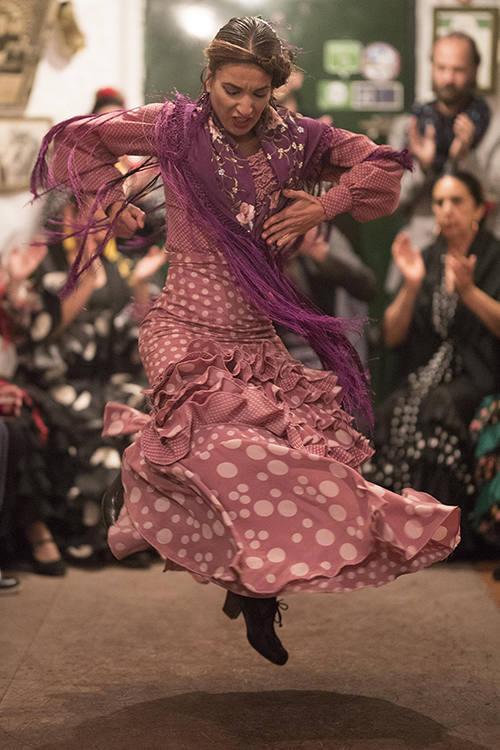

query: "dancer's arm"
(318, 129), (404, 222)
(262, 128), (405, 248)
(34, 103), (164, 212)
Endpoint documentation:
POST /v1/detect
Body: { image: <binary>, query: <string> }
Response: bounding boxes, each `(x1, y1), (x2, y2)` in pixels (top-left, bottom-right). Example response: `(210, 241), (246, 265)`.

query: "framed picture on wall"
(0, 0), (55, 113)
(0, 117), (51, 193)
(433, 6), (499, 93)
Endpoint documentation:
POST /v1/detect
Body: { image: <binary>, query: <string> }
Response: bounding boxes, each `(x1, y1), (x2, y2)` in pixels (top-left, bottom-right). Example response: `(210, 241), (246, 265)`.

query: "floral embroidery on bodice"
(247, 149), (281, 216)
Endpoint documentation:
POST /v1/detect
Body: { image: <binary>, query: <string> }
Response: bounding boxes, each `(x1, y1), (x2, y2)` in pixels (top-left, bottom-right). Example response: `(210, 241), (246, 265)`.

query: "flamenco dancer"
(32, 17), (460, 665)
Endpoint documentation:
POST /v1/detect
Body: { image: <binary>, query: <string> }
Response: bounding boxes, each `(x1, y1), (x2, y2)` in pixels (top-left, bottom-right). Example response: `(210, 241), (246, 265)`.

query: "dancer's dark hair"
(204, 16), (295, 88)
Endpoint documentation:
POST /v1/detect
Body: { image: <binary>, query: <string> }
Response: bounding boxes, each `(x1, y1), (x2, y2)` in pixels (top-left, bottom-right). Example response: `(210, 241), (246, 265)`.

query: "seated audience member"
(279, 223), (376, 369)
(90, 86), (125, 116)
(388, 32), (500, 291)
(13, 199), (166, 567)
(365, 171), (500, 554)
(469, 395), (500, 564)
(0, 243), (66, 577)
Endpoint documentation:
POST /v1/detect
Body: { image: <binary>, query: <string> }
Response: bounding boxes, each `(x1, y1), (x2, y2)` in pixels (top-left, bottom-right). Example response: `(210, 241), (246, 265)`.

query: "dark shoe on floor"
(223, 591), (289, 666)
(0, 572), (21, 594)
(120, 551), (152, 569)
(31, 539), (67, 577)
(102, 473), (124, 529)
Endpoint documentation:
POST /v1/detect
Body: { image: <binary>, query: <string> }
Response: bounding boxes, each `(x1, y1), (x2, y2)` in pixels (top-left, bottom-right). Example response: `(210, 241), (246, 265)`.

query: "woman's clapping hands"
(391, 231), (425, 288)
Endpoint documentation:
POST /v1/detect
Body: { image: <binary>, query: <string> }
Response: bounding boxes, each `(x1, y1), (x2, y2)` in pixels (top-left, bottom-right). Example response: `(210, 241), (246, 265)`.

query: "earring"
(196, 90), (210, 112)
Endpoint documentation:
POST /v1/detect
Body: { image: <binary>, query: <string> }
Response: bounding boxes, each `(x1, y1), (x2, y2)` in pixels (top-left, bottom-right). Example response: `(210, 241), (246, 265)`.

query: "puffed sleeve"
(32, 103), (165, 211)
(318, 128), (406, 222)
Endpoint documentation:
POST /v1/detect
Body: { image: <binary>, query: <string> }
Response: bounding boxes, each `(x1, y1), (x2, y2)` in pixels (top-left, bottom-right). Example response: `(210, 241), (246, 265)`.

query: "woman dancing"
(32, 17), (460, 666)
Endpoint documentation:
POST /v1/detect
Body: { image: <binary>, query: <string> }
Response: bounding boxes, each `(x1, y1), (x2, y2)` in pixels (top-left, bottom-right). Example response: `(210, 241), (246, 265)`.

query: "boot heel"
(222, 591), (242, 619)
(101, 473), (124, 529)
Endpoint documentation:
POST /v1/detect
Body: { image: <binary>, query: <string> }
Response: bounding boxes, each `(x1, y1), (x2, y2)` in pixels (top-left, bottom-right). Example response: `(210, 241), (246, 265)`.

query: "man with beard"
(387, 32), (500, 288)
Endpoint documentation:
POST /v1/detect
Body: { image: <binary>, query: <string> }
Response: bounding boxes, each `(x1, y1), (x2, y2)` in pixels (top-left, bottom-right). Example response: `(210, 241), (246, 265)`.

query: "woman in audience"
(13, 199), (166, 567)
(0, 243), (65, 576)
(366, 171), (500, 552)
(470, 394), (500, 564)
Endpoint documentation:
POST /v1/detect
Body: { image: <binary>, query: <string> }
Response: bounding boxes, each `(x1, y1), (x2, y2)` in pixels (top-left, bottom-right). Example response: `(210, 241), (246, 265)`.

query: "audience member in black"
(278, 222), (376, 369)
(365, 171), (500, 554)
(13, 200), (166, 567)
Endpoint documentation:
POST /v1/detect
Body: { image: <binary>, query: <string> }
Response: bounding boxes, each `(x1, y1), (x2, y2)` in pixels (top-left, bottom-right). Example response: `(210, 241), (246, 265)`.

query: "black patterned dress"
(14, 241), (151, 561)
(365, 230), (500, 553)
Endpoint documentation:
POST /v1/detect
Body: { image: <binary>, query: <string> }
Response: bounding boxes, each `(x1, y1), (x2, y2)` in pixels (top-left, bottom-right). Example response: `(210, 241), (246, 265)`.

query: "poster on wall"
(433, 6), (499, 93)
(0, 0), (55, 113)
(0, 116), (51, 192)
(318, 38), (403, 112)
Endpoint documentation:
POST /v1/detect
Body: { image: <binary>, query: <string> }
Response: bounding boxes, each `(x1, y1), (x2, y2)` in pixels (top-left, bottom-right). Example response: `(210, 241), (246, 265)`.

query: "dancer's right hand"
(106, 202), (145, 238)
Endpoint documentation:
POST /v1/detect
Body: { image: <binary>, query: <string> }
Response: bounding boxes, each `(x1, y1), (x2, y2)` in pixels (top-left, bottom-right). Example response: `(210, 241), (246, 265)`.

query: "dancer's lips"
(232, 116), (253, 130)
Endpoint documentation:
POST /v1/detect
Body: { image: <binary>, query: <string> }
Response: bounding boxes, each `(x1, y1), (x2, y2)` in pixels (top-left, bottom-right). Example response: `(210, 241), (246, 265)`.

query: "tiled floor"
(1, 562), (499, 750)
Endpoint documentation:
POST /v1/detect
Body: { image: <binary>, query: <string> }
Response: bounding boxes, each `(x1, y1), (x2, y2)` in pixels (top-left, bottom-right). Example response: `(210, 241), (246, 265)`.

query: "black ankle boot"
(101, 473), (124, 529)
(223, 591), (289, 666)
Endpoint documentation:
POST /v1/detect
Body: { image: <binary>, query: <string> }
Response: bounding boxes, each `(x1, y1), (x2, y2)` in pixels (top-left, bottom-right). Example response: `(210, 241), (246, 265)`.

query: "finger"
(282, 189), (308, 200)
(120, 213), (140, 234)
(267, 226), (298, 245)
(263, 209), (291, 231)
(407, 118), (419, 141)
(264, 221), (297, 244)
(132, 208), (145, 229)
(424, 123), (436, 140)
(277, 232), (298, 248)
(262, 216), (295, 238)
(454, 121), (471, 138)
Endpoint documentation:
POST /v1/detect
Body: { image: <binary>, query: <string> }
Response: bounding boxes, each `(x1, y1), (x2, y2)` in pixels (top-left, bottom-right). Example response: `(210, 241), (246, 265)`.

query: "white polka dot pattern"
(102, 148), (461, 597)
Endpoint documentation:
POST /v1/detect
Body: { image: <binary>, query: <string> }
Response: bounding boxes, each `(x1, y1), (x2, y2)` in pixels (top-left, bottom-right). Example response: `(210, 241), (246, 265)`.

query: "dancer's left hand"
(262, 190), (325, 248)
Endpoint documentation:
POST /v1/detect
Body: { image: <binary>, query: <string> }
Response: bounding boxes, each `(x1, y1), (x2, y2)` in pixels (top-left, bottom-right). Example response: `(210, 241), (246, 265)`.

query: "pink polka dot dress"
(102, 144), (461, 597)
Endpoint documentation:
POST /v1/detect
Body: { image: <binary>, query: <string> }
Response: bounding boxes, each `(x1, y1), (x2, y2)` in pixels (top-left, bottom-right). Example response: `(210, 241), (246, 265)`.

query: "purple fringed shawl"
(155, 94), (374, 419)
(31, 94), (411, 422)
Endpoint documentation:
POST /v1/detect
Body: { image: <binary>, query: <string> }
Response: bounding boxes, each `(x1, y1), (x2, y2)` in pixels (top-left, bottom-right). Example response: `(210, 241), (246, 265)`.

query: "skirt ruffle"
(103, 339), (461, 595)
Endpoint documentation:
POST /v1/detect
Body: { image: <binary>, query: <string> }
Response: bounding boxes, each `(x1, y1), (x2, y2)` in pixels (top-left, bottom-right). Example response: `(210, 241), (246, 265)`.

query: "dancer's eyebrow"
(222, 82), (271, 95)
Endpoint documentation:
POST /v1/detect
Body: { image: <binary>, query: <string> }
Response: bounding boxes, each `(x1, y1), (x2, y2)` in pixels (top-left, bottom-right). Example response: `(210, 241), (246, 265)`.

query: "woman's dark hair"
(436, 169), (485, 206)
(204, 16), (295, 88)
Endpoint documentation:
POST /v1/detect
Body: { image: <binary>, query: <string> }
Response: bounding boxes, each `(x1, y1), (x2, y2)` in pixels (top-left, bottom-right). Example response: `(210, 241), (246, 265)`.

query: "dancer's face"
(432, 176), (484, 241)
(206, 63), (272, 141)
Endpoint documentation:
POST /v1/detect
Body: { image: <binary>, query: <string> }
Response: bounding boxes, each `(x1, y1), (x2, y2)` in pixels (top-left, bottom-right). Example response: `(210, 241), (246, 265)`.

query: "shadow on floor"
(36, 689), (492, 750)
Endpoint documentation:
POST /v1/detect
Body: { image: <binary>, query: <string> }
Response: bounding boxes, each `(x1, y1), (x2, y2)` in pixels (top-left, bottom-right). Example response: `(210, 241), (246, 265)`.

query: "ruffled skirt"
(104, 339), (460, 596)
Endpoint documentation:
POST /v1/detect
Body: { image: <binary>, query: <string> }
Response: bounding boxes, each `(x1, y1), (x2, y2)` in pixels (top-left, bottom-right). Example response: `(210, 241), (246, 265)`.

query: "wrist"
(459, 283), (476, 303)
(129, 275), (146, 290)
(404, 278), (423, 294)
(318, 185), (352, 220)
